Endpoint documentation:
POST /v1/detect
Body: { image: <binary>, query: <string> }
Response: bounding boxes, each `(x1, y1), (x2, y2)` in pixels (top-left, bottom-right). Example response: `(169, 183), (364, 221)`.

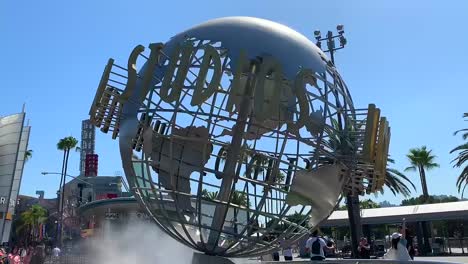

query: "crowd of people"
(0, 244), (60, 264)
(266, 218), (417, 261)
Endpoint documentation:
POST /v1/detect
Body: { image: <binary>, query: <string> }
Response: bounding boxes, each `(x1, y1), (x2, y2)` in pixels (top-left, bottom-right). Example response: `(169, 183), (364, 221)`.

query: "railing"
(446, 237), (468, 255)
(261, 261), (460, 264)
(44, 255), (91, 264)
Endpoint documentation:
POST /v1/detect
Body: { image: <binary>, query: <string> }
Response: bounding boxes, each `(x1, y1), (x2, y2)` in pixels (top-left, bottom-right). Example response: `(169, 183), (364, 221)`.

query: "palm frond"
(383, 168), (416, 197)
(404, 166), (416, 172)
(450, 143), (468, 154)
(24, 149), (33, 162)
(455, 166), (468, 192)
(451, 113), (468, 197)
(388, 168), (416, 190)
(425, 162), (440, 169)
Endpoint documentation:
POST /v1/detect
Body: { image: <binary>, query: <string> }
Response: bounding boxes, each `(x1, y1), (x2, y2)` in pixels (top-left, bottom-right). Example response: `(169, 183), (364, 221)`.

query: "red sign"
(85, 154), (98, 177)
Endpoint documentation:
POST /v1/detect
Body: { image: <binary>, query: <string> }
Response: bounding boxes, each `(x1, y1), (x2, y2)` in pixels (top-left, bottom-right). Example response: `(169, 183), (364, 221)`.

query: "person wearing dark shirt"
(405, 228), (416, 260)
(358, 237), (371, 259)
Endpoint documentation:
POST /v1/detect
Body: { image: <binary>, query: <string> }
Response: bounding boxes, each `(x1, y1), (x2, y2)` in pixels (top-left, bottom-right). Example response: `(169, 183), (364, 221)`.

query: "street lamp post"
(313, 24), (347, 65)
(313, 25), (362, 259)
(41, 172), (93, 248)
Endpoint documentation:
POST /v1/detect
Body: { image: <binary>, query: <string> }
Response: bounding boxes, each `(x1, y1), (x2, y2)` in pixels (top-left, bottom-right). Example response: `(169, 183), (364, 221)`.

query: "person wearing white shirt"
(384, 218), (411, 261)
(280, 238), (293, 261)
(305, 230), (335, 261)
(283, 246), (293, 261)
(52, 246), (61, 263)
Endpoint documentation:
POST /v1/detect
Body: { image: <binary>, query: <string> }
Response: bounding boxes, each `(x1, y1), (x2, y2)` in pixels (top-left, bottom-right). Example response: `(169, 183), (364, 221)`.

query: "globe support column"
(207, 62), (257, 251)
(347, 193), (362, 258)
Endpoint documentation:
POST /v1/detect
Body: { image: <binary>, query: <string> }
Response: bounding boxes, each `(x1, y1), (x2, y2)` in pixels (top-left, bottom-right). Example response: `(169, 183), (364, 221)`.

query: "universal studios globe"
(90, 17), (366, 258)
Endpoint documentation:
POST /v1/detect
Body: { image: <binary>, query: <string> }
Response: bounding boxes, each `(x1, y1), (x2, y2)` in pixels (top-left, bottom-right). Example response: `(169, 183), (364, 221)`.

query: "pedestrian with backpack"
(305, 230), (335, 261)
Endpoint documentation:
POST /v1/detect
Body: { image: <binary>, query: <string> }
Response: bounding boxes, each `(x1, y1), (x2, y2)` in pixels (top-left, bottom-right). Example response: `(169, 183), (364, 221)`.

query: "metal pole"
(207, 61), (257, 250)
(327, 31), (335, 65)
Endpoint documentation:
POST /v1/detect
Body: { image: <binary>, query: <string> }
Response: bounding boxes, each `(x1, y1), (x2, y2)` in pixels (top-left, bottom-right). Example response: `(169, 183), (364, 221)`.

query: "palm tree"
(24, 149), (33, 162)
(453, 113), (468, 140)
(404, 146), (438, 256)
(17, 205), (47, 245)
(321, 119), (364, 257)
(451, 113), (468, 197)
(56, 136), (79, 247)
(404, 146), (439, 203)
(380, 158), (416, 197)
(309, 118), (361, 257)
(202, 189), (248, 234)
(202, 190), (219, 201)
(229, 190), (248, 235)
(230, 190), (248, 207)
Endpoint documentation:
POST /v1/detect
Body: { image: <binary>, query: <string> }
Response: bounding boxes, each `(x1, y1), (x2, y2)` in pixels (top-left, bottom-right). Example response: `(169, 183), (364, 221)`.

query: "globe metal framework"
(89, 17), (390, 257)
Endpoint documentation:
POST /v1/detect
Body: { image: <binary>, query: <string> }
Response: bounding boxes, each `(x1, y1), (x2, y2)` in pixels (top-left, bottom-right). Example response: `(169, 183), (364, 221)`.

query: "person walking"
(305, 230), (335, 261)
(8, 247), (21, 264)
(279, 238), (293, 261)
(406, 228), (416, 260)
(22, 247), (34, 264)
(0, 248), (7, 264)
(384, 218), (411, 261)
(358, 237), (371, 259)
(271, 250), (280, 261)
(30, 245), (46, 264)
(52, 246), (61, 263)
(283, 246), (293, 261)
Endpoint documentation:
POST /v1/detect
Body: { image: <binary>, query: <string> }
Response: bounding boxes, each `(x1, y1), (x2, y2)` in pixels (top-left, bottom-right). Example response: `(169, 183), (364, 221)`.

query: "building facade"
(60, 176), (124, 242)
(0, 112), (30, 243)
(80, 120), (96, 177)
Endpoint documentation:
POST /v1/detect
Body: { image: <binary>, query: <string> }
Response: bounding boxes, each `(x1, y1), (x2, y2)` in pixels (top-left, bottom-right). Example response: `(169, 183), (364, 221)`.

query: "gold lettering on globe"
(119, 42), (324, 135)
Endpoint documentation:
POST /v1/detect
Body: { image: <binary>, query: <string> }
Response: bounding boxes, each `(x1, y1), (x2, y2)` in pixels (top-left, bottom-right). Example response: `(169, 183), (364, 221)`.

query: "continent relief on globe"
(286, 164), (346, 227)
(142, 125), (213, 212)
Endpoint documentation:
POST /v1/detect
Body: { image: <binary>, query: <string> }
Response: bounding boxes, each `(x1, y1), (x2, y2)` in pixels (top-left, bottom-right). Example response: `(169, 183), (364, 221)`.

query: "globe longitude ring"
(88, 17), (390, 257)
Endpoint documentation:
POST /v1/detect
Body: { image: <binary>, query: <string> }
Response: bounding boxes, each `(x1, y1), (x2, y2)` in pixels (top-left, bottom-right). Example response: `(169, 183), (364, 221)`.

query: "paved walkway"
(254, 256), (468, 263)
(415, 256), (468, 263)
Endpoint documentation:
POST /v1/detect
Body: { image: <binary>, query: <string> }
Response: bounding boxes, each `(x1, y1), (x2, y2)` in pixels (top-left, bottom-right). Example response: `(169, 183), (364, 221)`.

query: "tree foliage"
(451, 113), (468, 197)
(56, 136), (79, 246)
(405, 146), (439, 202)
(24, 149), (33, 162)
(401, 195), (459, 206)
(16, 205), (47, 245)
(338, 199), (380, 210)
(202, 189), (249, 207)
(380, 158), (416, 197)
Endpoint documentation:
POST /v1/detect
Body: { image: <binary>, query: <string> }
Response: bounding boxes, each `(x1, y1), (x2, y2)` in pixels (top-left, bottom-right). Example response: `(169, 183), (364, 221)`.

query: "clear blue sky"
(1, 0), (467, 204)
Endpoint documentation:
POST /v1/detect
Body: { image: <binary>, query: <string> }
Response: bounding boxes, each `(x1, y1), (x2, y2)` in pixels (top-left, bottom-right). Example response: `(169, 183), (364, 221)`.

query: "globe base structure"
(89, 17), (391, 258)
(192, 252), (236, 264)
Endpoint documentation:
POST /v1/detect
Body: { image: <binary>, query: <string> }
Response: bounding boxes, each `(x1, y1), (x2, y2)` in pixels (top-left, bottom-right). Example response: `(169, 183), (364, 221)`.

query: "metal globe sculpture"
(89, 17), (391, 257)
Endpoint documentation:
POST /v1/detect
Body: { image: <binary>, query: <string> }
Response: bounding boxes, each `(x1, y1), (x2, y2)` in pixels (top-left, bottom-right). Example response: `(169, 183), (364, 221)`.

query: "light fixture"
(314, 30), (321, 39)
(337, 24), (344, 34)
(339, 36), (347, 47)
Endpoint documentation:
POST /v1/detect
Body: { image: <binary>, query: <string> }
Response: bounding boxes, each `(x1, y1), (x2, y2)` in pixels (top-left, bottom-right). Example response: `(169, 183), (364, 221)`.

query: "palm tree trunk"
(233, 208), (238, 235)
(420, 167), (429, 202)
(59, 149), (70, 247)
(418, 165), (429, 202)
(421, 221), (432, 255)
(57, 150), (66, 246)
(346, 193), (362, 258)
(58, 150), (66, 200)
(417, 165), (431, 255)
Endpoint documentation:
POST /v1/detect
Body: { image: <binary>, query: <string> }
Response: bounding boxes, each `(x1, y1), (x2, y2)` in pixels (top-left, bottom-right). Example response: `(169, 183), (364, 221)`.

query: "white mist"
(86, 220), (194, 264)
